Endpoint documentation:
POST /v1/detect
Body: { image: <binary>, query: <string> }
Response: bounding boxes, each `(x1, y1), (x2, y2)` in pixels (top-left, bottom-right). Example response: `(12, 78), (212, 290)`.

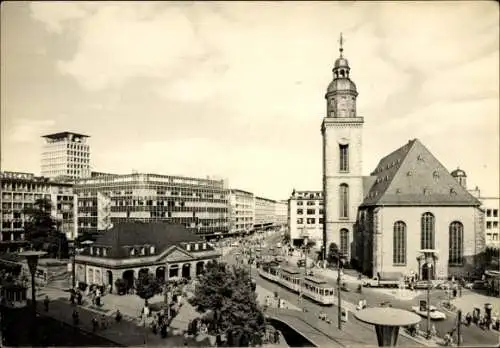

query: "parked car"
(411, 305), (447, 320)
(414, 281), (434, 290)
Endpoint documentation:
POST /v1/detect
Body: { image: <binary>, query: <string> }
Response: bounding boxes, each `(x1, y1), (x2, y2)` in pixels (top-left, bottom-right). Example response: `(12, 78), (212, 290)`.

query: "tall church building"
(321, 36), (485, 280)
(322, 37), (364, 261)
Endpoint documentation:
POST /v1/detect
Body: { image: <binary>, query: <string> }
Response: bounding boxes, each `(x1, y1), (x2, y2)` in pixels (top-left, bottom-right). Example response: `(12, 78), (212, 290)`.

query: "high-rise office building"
(41, 132), (91, 180)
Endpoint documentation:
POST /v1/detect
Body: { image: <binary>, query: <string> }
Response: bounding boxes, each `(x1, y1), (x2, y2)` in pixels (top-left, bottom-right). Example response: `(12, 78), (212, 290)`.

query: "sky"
(1, 1), (499, 201)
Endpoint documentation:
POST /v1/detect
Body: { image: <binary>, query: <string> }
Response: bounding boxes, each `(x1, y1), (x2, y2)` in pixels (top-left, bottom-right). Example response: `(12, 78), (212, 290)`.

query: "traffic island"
(354, 307), (421, 347)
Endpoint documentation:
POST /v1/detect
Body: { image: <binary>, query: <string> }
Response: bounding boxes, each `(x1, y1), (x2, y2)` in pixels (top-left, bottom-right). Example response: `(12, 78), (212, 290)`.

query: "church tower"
(321, 34), (364, 262)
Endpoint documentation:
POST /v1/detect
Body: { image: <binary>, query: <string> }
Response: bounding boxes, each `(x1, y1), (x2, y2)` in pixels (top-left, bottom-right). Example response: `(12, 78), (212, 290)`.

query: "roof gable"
(362, 139), (481, 207)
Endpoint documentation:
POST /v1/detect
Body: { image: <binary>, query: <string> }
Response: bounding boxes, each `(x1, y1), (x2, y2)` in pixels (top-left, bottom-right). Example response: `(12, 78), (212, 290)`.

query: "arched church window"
(340, 70), (345, 78)
(420, 212), (435, 249)
(449, 221), (464, 265)
(340, 228), (349, 257)
(393, 221), (407, 265)
(339, 144), (349, 172)
(339, 184), (349, 219)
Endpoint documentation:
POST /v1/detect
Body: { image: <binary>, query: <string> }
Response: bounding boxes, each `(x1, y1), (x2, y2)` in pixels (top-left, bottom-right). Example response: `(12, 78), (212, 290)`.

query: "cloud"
(29, 2), (87, 33)
(9, 119), (55, 143)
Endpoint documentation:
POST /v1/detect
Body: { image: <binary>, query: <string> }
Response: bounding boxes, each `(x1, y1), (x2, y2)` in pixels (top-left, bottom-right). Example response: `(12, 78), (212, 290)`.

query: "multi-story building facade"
(274, 200), (288, 229)
(0, 171), (78, 252)
(483, 198), (500, 247)
(228, 189), (255, 234)
(254, 196), (276, 231)
(288, 190), (324, 248)
(41, 132), (91, 180)
(74, 172), (229, 238)
(454, 169), (499, 248)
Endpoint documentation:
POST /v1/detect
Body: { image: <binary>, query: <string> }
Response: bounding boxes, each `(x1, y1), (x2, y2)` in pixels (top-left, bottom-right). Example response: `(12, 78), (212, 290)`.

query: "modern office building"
(74, 172), (229, 238)
(41, 131), (91, 180)
(0, 171), (78, 252)
(288, 190), (324, 248)
(228, 189), (255, 234)
(274, 200), (288, 229)
(254, 196), (276, 231)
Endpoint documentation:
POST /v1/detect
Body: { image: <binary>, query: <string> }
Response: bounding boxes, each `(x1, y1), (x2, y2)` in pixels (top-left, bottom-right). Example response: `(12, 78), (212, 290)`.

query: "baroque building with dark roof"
(74, 221), (221, 291)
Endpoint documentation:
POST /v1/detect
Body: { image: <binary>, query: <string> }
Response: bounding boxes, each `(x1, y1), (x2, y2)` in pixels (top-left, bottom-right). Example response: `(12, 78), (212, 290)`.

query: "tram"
(258, 262), (335, 305)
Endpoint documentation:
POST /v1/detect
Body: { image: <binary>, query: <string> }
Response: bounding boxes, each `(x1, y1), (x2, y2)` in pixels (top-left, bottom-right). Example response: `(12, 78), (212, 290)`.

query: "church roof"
(87, 222), (202, 258)
(361, 139), (481, 207)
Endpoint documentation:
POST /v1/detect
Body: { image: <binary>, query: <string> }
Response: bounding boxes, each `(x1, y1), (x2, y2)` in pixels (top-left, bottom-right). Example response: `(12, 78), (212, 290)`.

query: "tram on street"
(258, 262), (335, 305)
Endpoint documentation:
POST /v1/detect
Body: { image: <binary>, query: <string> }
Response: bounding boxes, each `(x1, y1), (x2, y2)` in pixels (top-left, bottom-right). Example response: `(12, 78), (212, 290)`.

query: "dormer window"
(186, 243), (191, 251)
(141, 247), (146, 255)
(130, 248), (135, 256)
(194, 243), (199, 251)
(203, 243), (207, 250)
(396, 188), (401, 194)
(150, 246), (155, 254)
(90, 247), (94, 255)
(433, 171), (439, 180)
(417, 154), (424, 161)
(96, 248), (100, 256)
(407, 171), (413, 176)
(103, 248), (107, 256)
(450, 188), (457, 195)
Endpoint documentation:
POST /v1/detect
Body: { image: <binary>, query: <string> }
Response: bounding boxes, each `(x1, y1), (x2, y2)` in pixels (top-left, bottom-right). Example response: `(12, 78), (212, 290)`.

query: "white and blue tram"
(258, 262), (335, 305)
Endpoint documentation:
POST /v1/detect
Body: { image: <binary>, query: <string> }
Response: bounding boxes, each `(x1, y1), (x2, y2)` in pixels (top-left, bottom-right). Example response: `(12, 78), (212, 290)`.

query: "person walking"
(43, 295), (50, 312)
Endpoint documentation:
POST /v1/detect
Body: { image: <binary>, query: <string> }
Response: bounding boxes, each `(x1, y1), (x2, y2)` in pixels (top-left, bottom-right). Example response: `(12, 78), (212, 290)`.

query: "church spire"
(338, 32), (344, 58)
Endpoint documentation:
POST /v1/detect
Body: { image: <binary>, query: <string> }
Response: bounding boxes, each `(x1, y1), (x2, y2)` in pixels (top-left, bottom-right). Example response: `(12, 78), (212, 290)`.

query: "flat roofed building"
(275, 200), (288, 229)
(74, 222), (221, 292)
(254, 196), (276, 231)
(74, 172), (229, 239)
(288, 190), (323, 248)
(41, 131), (91, 180)
(0, 171), (78, 252)
(229, 189), (255, 235)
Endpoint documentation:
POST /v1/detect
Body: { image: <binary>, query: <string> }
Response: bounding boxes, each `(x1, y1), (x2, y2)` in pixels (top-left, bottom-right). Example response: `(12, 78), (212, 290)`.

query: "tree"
(135, 272), (161, 306)
(23, 198), (68, 258)
(189, 260), (266, 347)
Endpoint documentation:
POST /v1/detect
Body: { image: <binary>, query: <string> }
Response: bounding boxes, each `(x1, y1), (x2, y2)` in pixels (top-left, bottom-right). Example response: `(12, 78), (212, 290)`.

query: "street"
(226, 233), (500, 347)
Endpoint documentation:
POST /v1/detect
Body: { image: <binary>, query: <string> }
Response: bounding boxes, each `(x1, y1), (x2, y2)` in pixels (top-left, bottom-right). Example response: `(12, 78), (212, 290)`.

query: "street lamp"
(355, 307), (421, 347)
(299, 235), (309, 307)
(19, 250), (46, 342)
(71, 240), (93, 289)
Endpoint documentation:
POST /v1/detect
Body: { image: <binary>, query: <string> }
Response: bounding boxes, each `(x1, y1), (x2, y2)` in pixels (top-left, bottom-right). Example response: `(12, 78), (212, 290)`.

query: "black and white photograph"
(1, 1), (499, 347)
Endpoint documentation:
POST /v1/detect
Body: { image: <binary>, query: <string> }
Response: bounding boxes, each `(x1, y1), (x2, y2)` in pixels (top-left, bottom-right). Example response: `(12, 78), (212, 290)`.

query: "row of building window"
(296, 201), (323, 206)
(296, 218), (324, 224)
(487, 221), (499, 229)
(296, 209), (324, 215)
(486, 209), (499, 218)
(393, 214), (464, 266)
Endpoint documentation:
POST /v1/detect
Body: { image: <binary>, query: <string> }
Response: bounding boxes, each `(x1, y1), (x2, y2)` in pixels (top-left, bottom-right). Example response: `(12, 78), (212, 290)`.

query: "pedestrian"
(72, 309), (79, 326)
(100, 315), (107, 329)
(92, 317), (99, 332)
(77, 291), (83, 305)
(43, 295), (49, 312)
(274, 330), (280, 344)
(115, 309), (122, 323)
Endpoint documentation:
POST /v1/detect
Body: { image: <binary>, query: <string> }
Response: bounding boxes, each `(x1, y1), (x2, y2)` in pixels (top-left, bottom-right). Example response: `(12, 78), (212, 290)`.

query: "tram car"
(258, 262), (335, 305)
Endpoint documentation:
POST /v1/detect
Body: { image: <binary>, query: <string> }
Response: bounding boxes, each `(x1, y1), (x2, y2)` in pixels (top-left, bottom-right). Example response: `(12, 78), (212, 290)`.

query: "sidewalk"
(450, 291), (500, 317)
(32, 286), (211, 347)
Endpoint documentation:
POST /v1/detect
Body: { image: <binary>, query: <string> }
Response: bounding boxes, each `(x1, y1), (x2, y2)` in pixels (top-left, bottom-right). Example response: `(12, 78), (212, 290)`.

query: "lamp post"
(299, 235), (309, 308)
(19, 250), (46, 342)
(337, 251), (342, 330)
(425, 261), (432, 339)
